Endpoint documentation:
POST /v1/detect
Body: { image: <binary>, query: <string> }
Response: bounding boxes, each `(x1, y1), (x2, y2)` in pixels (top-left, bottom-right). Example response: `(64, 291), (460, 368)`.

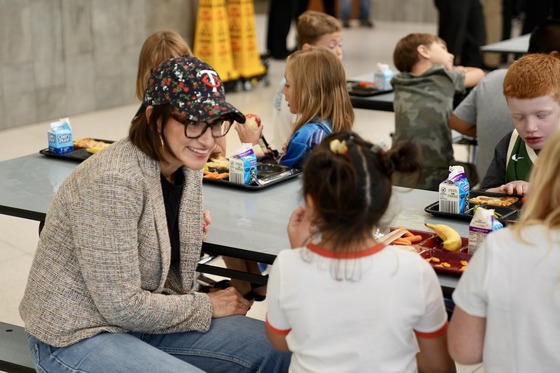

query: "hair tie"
(330, 139), (348, 155)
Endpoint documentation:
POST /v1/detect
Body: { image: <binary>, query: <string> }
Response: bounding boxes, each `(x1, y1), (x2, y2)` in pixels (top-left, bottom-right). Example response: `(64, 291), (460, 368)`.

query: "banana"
(424, 223), (463, 251)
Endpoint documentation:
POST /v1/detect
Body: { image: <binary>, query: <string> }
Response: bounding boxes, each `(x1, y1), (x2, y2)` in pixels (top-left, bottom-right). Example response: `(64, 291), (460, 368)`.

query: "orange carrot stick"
(392, 237), (412, 245)
(408, 235), (423, 243)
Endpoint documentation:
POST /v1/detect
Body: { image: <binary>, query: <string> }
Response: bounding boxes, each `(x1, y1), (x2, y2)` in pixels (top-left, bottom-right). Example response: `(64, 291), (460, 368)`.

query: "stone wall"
(0, 0), (198, 130)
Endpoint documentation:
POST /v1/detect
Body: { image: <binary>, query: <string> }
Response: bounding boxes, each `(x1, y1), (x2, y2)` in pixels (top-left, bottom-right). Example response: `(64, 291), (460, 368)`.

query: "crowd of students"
(15, 7), (560, 372)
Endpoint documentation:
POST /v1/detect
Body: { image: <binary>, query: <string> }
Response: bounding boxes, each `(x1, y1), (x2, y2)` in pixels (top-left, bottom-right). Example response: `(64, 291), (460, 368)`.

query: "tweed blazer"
(19, 139), (212, 347)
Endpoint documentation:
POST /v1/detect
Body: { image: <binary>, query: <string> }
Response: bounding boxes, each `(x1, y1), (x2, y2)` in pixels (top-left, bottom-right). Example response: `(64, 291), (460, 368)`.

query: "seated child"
(236, 47), (354, 170)
(449, 130), (560, 371)
(391, 33), (485, 190)
(266, 131), (453, 373)
(270, 10), (343, 150)
(480, 53), (560, 195)
(450, 19), (560, 180)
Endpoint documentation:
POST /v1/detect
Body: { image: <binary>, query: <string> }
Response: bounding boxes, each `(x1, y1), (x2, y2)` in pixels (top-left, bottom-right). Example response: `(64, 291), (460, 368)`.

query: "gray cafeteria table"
(480, 33), (529, 54)
(0, 153), (467, 294)
(348, 72), (394, 112)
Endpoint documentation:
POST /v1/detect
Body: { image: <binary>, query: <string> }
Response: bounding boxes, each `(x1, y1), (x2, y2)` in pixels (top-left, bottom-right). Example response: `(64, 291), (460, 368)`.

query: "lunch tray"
(424, 191), (522, 225)
(388, 228), (471, 277)
(39, 139), (114, 162)
(203, 163), (302, 191)
(346, 80), (393, 97)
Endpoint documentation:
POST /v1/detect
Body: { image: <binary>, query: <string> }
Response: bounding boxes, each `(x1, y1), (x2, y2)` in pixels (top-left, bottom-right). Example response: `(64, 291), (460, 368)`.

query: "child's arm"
(265, 324), (290, 352)
(447, 306), (486, 365)
(449, 114), (477, 138)
(454, 66), (485, 88)
(416, 332), (455, 373)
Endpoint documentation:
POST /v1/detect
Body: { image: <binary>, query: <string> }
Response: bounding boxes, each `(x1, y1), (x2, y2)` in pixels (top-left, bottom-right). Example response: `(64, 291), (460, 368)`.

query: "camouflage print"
(391, 65), (465, 191)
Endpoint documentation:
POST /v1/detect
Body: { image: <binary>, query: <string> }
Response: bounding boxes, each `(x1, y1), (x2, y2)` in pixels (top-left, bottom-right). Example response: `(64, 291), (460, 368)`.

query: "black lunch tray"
(424, 191), (523, 225)
(346, 80), (393, 97)
(203, 164), (302, 191)
(39, 139), (114, 162)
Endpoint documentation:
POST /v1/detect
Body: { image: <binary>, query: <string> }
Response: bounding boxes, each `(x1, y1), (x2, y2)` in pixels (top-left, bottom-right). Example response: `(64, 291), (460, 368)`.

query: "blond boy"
(264, 11), (343, 150)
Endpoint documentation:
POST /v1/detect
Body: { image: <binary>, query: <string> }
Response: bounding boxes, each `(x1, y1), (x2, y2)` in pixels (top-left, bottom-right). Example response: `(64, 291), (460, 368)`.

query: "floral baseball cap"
(143, 56), (245, 124)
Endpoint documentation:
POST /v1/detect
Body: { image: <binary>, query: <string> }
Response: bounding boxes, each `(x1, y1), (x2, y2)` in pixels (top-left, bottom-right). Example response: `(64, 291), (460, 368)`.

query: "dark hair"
(528, 19), (560, 54)
(129, 104), (174, 161)
(302, 131), (421, 252)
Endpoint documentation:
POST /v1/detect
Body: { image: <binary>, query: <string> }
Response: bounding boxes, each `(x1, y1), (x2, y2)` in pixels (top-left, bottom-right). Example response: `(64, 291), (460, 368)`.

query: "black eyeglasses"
(170, 113), (233, 139)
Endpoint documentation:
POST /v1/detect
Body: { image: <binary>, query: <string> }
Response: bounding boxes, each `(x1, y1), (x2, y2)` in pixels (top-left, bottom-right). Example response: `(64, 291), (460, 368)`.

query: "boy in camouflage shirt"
(391, 33), (484, 190)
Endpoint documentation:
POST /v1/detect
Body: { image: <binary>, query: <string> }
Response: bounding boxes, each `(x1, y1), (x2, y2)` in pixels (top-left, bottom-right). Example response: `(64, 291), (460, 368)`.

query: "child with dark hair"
(265, 131), (453, 373)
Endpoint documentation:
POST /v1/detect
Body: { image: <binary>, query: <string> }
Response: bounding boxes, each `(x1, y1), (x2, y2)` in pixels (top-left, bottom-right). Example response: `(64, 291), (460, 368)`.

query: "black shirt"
(160, 169), (184, 265)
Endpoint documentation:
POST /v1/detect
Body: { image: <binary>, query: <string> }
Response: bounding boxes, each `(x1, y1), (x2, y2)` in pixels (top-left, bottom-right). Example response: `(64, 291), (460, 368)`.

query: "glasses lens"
(213, 120), (232, 138)
(184, 121), (208, 139)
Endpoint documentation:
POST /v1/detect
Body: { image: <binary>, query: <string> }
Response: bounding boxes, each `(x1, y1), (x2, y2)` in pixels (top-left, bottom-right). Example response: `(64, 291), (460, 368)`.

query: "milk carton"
(439, 165), (470, 214)
(48, 118), (74, 154)
(468, 206), (503, 255)
(374, 63), (395, 91)
(229, 144), (257, 184)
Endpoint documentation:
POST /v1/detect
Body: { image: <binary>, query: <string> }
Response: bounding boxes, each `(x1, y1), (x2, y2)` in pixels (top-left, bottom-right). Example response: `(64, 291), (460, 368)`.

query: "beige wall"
(0, 0), (436, 130)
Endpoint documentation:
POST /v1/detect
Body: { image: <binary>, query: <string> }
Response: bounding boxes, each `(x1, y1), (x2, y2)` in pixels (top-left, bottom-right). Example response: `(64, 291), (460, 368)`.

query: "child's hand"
(497, 180), (529, 196)
(235, 121), (263, 146)
(287, 206), (313, 249)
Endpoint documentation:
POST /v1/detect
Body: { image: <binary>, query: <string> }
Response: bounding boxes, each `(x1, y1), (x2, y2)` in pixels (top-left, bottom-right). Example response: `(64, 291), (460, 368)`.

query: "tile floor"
(0, 14), (479, 372)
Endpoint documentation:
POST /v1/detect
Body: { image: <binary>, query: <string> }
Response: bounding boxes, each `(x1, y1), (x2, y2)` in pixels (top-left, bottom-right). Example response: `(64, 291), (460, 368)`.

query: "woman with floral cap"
(19, 56), (291, 373)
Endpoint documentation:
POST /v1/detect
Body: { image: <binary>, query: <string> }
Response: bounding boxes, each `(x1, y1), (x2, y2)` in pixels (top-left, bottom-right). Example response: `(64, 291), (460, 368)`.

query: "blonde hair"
(285, 48), (354, 136)
(393, 33), (444, 72)
(296, 10), (342, 49)
(515, 130), (560, 233)
(135, 30), (193, 100)
(503, 53), (560, 104)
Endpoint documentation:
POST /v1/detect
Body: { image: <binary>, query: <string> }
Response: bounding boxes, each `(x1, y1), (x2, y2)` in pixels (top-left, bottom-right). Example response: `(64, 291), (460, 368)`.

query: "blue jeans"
(340, 0), (371, 21)
(28, 315), (291, 372)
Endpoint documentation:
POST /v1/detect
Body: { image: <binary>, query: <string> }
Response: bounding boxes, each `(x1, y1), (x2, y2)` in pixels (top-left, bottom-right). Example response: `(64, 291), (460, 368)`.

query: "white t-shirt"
(266, 243), (448, 373)
(453, 225), (560, 372)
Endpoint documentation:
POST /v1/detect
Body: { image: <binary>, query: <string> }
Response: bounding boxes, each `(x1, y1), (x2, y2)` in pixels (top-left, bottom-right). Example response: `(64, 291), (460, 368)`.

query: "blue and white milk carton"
(48, 118), (74, 154)
(229, 144), (258, 185)
(439, 165), (470, 214)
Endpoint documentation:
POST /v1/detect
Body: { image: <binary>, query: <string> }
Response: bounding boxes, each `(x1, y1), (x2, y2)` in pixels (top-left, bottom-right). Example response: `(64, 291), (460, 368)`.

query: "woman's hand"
(235, 122), (263, 145)
(208, 287), (252, 318)
(487, 180), (529, 195)
(287, 206), (313, 249)
(202, 210), (211, 240)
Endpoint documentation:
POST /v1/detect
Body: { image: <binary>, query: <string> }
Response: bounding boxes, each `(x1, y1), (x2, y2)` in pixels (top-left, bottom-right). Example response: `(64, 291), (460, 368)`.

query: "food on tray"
(205, 154), (229, 171)
(469, 195), (519, 207)
(86, 143), (110, 154)
(425, 223), (462, 251)
(74, 138), (109, 149)
(203, 170), (229, 179)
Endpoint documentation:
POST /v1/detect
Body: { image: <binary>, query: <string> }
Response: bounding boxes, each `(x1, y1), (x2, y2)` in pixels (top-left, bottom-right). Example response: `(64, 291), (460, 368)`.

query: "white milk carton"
(374, 63), (395, 91)
(48, 118), (74, 154)
(229, 144), (257, 185)
(468, 206), (504, 255)
(439, 165), (470, 214)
